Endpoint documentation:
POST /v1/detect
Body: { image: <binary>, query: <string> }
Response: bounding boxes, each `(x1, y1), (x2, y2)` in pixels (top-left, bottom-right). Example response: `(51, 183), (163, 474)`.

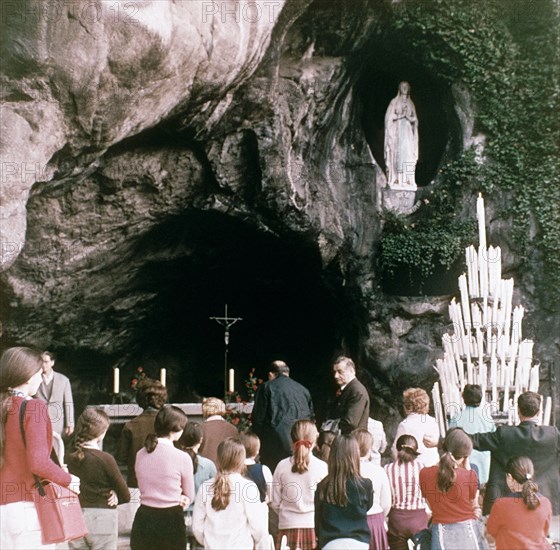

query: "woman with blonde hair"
(419, 428), (485, 549)
(0, 347), (78, 550)
(271, 419), (328, 549)
(198, 397), (238, 464)
(193, 437), (268, 549)
(391, 387), (440, 466)
(67, 408), (130, 550)
(315, 435), (373, 549)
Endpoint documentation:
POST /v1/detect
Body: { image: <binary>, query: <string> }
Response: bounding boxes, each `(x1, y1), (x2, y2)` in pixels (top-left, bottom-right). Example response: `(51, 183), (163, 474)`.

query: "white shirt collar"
(157, 437), (174, 446)
(245, 458), (256, 465)
(205, 415), (225, 422)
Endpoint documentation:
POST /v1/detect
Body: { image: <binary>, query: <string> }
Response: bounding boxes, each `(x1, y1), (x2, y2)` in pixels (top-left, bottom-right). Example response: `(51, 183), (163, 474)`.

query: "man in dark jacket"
(252, 360), (314, 470)
(330, 356), (370, 435)
(471, 391), (560, 515)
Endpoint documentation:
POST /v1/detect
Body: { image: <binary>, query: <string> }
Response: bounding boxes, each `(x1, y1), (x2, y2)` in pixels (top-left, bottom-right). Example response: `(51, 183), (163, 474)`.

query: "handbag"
(19, 400), (88, 545)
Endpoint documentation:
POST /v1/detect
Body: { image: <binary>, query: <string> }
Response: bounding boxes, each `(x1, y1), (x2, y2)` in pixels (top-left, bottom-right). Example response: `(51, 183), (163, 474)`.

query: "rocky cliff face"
(1, 0), (557, 427)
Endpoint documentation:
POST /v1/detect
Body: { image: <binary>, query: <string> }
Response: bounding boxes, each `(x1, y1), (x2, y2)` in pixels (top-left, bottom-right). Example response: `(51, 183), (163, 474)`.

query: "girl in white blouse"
(193, 437), (268, 549)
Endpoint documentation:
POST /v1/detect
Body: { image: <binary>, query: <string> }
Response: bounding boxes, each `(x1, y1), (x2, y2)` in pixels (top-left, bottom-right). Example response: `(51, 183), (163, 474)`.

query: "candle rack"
(433, 194), (552, 432)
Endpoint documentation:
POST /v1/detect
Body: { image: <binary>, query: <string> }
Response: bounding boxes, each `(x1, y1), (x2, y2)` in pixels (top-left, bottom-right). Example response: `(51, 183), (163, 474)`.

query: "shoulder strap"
(19, 399), (28, 447)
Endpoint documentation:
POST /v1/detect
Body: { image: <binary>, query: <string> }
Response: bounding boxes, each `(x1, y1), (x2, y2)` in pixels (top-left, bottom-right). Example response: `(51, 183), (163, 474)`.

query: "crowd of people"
(1, 347), (559, 550)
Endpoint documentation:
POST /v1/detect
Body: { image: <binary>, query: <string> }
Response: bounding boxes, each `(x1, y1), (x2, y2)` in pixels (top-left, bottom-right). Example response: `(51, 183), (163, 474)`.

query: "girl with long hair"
(314, 435), (373, 549)
(419, 428), (486, 549)
(353, 429), (391, 550)
(176, 421), (217, 550)
(130, 405), (194, 550)
(271, 419), (328, 550)
(192, 437), (269, 549)
(487, 456), (553, 550)
(67, 408), (130, 550)
(0, 347), (78, 550)
(384, 434), (429, 550)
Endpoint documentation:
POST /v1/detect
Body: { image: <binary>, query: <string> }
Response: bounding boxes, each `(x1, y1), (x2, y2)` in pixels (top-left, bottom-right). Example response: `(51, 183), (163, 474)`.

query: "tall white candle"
(543, 396), (552, 426)
(459, 275), (472, 330)
(113, 368), (120, 394)
(477, 193), (487, 250)
(160, 368), (166, 387)
(228, 369), (234, 393)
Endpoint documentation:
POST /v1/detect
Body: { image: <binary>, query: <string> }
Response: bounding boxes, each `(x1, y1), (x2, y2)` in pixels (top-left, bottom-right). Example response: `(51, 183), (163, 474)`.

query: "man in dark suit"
(252, 360), (314, 470)
(331, 356), (370, 434)
(471, 391), (560, 515)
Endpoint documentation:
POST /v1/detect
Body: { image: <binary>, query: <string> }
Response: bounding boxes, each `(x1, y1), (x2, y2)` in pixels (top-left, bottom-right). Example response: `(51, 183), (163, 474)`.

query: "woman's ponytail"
(437, 451), (457, 492)
(506, 456), (541, 511)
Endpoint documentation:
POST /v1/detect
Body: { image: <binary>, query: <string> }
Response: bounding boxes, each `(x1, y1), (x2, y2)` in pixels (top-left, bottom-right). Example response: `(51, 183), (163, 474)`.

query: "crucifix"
(210, 304), (242, 398)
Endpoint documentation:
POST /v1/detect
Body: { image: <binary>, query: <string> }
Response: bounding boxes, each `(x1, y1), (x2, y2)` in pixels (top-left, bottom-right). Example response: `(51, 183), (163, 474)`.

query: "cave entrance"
(130, 210), (344, 408)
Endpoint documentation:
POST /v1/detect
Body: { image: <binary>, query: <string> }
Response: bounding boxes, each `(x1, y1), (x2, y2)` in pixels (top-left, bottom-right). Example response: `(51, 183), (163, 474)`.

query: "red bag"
(19, 400), (88, 544)
(33, 479), (88, 544)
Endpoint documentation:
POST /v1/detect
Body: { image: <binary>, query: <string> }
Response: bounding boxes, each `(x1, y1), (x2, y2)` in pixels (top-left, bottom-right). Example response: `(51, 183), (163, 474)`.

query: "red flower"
(232, 417), (240, 425)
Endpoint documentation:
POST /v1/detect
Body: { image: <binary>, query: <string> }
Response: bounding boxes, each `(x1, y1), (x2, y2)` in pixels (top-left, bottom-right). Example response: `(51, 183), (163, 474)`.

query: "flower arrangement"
(224, 369), (264, 432)
(244, 367), (264, 402)
(130, 366), (147, 390)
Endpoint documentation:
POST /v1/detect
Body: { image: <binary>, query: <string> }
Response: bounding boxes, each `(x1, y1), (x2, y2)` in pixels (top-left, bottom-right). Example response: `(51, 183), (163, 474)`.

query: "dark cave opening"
(123, 210), (349, 413)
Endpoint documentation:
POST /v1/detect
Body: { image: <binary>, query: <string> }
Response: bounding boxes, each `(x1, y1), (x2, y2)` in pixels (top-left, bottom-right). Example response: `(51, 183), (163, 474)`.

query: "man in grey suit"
(35, 351), (74, 436)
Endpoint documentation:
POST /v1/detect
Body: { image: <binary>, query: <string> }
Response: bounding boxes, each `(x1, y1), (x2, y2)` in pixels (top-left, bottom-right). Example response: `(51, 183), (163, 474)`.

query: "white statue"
(384, 81), (418, 188)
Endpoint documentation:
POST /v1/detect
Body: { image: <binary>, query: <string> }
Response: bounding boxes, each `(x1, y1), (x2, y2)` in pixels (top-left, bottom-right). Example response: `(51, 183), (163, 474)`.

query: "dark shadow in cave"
(127, 211), (349, 411)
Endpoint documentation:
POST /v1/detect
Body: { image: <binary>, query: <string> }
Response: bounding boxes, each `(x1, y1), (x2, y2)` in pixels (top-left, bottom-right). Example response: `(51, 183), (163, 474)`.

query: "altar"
(95, 401), (253, 425)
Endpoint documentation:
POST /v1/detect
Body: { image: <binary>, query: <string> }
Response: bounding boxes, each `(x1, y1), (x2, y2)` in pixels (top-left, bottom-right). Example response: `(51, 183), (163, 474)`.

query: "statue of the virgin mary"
(384, 81), (418, 188)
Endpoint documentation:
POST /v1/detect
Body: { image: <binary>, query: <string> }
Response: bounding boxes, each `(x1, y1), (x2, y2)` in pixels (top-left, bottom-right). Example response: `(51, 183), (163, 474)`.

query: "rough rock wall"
(1, 0), (557, 428)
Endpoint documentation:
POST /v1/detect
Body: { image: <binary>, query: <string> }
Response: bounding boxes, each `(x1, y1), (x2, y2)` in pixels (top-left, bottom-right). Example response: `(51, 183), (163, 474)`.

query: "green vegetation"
(377, 0), (559, 302)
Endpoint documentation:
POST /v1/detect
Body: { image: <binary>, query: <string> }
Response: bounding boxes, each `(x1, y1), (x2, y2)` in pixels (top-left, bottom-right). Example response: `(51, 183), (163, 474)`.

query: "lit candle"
(160, 368), (166, 387)
(113, 368), (120, 394)
(228, 369), (234, 393)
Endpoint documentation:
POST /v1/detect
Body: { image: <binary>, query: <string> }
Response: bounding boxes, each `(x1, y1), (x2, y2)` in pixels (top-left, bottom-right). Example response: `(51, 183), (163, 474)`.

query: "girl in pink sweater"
(131, 405), (194, 550)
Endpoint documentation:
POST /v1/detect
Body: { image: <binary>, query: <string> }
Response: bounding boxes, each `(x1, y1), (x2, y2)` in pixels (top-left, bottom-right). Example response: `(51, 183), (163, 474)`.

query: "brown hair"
(403, 388), (430, 415)
(211, 437), (246, 511)
(136, 378), (167, 410)
(437, 428), (472, 492)
(0, 347), (43, 467)
(291, 420), (318, 474)
(506, 456), (540, 510)
(176, 421), (204, 474)
(518, 392), (541, 418)
(145, 405), (187, 453)
(395, 434), (420, 464)
(317, 435), (362, 506)
(69, 408), (110, 462)
(239, 431), (260, 459)
(352, 429), (373, 459)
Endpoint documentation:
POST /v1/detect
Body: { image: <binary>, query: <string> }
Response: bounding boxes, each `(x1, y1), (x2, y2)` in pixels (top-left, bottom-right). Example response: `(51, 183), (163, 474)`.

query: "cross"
(210, 304), (242, 398)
